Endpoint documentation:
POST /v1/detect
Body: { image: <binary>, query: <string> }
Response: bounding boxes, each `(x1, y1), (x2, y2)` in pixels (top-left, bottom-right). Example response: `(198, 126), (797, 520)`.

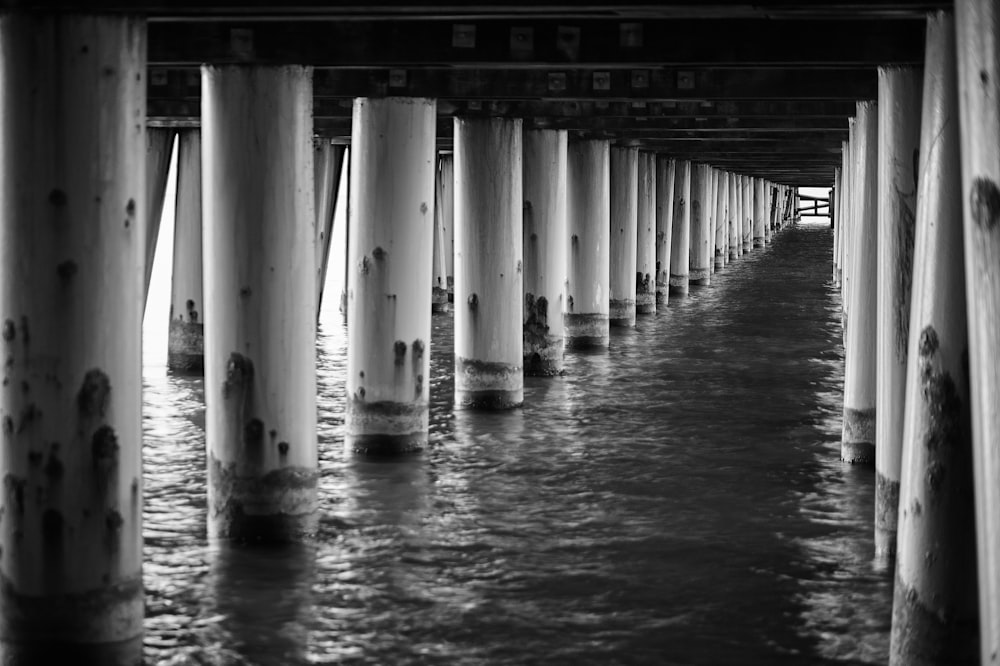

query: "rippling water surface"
(141, 225), (890, 665)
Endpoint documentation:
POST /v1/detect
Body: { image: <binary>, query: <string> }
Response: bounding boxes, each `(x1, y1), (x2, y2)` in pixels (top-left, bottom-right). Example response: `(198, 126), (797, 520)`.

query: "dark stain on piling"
(16, 403), (40, 433)
(223, 353), (253, 401)
(970, 177), (1000, 231)
(77, 369), (111, 419)
(186, 299), (198, 323)
(27, 451), (42, 467)
(126, 198), (136, 217)
(567, 294), (574, 312)
(2, 416), (12, 436)
(468, 293), (478, 310)
(5, 475), (24, 517)
(372, 246), (386, 260)
(524, 293), (550, 339)
(42, 509), (63, 541)
(278, 441), (289, 456)
(244, 418), (264, 450)
(394, 340), (407, 366)
(893, 184), (916, 359)
(240, 286), (252, 298)
(915, 325), (969, 512)
(48, 189), (67, 206)
(360, 256), (371, 275)
(420, 202), (428, 215)
(412, 339), (425, 398)
(2, 320), (14, 343)
(19, 318), (29, 348)
(92, 425), (119, 466)
(44, 454), (63, 480)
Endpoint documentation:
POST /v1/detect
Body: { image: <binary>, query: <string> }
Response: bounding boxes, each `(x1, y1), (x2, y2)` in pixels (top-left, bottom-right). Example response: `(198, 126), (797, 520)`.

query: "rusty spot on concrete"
(16, 403), (40, 434)
(394, 340), (407, 365)
(269, 428), (277, 441)
(223, 352), (253, 400)
(48, 189), (67, 206)
(92, 425), (119, 465)
(4, 475), (24, 516)
(44, 454), (63, 480)
(77, 369), (111, 419)
(106, 510), (123, 531)
(2, 321), (14, 342)
(970, 177), (1000, 231)
(42, 509), (63, 541)
(926, 460), (946, 493)
(243, 418), (264, 449)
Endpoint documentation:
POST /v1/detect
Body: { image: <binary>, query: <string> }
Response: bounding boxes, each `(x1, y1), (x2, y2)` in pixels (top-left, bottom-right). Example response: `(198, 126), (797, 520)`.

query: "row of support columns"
(834, 6), (1000, 664)
(0, 8), (814, 658)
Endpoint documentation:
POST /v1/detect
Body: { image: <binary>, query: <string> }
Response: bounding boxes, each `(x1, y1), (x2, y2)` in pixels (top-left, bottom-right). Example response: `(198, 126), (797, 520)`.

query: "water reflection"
(138, 225), (891, 664)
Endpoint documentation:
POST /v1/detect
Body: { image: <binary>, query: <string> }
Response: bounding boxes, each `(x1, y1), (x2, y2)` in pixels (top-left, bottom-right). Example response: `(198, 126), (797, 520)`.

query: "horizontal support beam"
(148, 93), (862, 122)
(147, 19), (925, 68)
(308, 67), (878, 100)
(12, 1), (949, 20)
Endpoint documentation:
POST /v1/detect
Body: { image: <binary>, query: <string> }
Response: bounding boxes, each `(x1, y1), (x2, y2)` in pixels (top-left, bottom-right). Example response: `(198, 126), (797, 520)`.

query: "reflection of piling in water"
(890, 14), (978, 662)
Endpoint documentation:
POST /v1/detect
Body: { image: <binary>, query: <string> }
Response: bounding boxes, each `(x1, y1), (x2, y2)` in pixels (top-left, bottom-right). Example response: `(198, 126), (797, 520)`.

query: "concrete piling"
(566, 139), (611, 347)
(168, 130), (205, 374)
(609, 146), (639, 326)
(522, 129), (568, 376)
(841, 100), (879, 465)
(890, 14), (978, 662)
(654, 157), (676, 307)
(955, 1), (1000, 661)
(346, 98), (437, 452)
(689, 164), (711, 286)
(202, 65), (318, 538)
(454, 118), (524, 408)
(669, 160), (692, 296)
(0, 11), (146, 647)
(875, 66), (922, 560)
(636, 152), (657, 314)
